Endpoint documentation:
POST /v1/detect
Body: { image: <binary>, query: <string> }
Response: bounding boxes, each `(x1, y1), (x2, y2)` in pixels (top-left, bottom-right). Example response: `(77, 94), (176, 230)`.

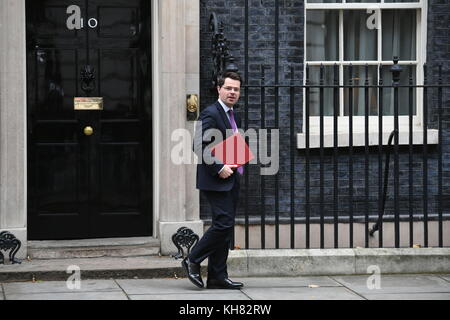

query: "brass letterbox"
(74, 97), (104, 110)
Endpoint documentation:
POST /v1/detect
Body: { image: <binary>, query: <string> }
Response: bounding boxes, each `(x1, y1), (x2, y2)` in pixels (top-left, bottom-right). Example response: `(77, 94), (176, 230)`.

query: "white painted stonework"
(0, 0), (28, 259)
(153, 0), (203, 255)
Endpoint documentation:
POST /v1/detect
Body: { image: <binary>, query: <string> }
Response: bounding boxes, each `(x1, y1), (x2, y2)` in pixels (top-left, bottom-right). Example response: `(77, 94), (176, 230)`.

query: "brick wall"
(427, 0), (450, 222)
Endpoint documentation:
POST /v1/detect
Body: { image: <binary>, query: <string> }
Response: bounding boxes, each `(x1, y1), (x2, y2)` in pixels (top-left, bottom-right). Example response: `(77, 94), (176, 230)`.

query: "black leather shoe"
(182, 258), (204, 288)
(207, 278), (244, 289)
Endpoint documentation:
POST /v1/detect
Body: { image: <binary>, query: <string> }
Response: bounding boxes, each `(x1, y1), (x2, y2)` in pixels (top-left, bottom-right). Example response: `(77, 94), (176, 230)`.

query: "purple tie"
(228, 109), (244, 175)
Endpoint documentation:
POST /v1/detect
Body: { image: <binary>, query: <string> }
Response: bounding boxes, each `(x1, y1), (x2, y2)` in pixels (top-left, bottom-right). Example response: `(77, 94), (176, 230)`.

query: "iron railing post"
(423, 63), (429, 247)
(305, 65), (311, 249)
(290, 67), (296, 249)
(378, 65), (384, 247)
(319, 64), (325, 249)
(438, 64), (443, 247)
(408, 65), (414, 247)
(348, 64), (354, 248)
(391, 57), (402, 248)
(364, 64), (370, 248)
(333, 63), (339, 248)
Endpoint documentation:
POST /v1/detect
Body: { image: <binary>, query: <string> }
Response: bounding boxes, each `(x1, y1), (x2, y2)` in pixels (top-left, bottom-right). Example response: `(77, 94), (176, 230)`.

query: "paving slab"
(363, 292), (450, 300)
(241, 287), (364, 300)
(129, 292), (250, 300)
(116, 278), (204, 295)
(2, 274), (450, 300)
(439, 274), (450, 283)
(3, 280), (121, 295)
(331, 274), (450, 296)
(232, 276), (342, 288)
(115, 277), (342, 296)
(6, 291), (128, 300)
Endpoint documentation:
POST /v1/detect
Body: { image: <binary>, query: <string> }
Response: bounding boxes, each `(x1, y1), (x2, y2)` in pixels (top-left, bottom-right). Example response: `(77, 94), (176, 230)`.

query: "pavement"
(1, 273), (450, 300)
(1, 247), (450, 302)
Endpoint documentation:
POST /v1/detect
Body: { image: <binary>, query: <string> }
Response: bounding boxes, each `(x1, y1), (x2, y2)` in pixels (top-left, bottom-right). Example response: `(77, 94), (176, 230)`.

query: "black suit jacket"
(194, 101), (241, 191)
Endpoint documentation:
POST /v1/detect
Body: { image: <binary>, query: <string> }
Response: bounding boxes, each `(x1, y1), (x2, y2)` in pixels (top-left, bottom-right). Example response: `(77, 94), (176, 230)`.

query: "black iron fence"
(229, 60), (450, 250)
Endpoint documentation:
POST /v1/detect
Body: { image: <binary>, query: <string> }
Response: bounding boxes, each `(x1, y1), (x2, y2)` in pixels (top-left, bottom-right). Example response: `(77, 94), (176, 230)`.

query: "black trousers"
(188, 179), (240, 280)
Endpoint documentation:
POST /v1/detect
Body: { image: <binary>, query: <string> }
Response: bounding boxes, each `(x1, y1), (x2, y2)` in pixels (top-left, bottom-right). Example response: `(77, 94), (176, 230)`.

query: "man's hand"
(218, 165), (238, 179)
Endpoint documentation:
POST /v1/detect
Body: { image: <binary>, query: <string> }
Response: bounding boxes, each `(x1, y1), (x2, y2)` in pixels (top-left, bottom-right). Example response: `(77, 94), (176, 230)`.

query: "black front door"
(26, 0), (152, 239)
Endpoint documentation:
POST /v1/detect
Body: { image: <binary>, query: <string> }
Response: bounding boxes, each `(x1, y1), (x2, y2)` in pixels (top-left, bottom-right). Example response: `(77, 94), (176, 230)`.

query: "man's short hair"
(217, 71), (243, 87)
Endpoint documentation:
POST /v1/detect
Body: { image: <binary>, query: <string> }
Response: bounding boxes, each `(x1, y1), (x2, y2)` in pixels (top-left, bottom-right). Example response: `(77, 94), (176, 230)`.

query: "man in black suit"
(182, 71), (244, 290)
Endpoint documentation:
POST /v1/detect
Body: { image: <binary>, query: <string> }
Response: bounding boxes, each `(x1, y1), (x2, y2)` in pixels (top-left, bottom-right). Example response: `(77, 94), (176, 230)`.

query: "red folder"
(210, 133), (254, 166)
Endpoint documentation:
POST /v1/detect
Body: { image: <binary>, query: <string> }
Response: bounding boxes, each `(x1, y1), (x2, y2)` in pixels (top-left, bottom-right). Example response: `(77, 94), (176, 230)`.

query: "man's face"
(217, 77), (241, 108)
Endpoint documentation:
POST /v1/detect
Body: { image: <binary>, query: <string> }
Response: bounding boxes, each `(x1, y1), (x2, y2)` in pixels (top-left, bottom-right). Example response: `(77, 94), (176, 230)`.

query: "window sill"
(297, 129), (439, 149)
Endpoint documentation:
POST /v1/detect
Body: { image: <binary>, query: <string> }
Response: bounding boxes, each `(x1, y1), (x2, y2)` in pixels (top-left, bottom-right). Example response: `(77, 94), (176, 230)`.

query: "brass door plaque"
(74, 97), (103, 110)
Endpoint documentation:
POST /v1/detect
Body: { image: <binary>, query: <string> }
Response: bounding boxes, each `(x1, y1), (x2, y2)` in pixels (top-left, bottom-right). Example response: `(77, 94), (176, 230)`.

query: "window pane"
(381, 65), (417, 116)
(306, 10), (339, 61)
(307, 66), (338, 117)
(382, 10), (416, 61)
(345, 0), (379, 2)
(307, 0), (342, 3)
(385, 0), (419, 2)
(344, 11), (378, 61)
(344, 66), (378, 116)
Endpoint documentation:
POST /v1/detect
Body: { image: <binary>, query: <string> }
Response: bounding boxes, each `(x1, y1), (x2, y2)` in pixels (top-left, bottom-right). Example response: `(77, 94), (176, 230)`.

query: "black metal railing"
(231, 60), (450, 250)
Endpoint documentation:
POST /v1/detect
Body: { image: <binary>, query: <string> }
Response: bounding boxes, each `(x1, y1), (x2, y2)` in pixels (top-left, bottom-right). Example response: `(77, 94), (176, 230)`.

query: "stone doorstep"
(27, 237), (161, 259)
(0, 256), (188, 282)
(28, 237), (160, 248)
(27, 246), (160, 259)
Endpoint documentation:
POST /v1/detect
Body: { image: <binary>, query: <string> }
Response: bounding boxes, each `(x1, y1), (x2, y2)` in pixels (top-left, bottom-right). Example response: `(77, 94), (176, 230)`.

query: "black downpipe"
(370, 129), (397, 236)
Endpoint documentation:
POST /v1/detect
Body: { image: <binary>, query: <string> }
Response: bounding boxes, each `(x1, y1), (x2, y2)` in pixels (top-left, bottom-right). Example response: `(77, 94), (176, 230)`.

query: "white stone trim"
(152, 0), (162, 239)
(0, 0), (27, 259)
(153, 0), (202, 253)
(297, 129), (438, 149)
